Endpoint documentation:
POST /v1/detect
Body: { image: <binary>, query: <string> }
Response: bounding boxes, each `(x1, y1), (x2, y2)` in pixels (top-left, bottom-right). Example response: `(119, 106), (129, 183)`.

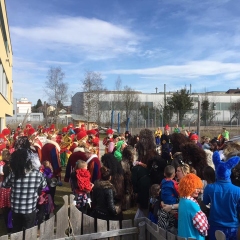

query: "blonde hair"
(76, 160), (87, 169)
(178, 164), (191, 176)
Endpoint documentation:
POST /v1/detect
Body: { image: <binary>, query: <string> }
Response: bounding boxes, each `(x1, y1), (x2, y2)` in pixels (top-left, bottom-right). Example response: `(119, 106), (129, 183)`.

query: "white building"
(6, 98), (44, 124)
(71, 89), (240, 128)
(17, 97), (32, 114)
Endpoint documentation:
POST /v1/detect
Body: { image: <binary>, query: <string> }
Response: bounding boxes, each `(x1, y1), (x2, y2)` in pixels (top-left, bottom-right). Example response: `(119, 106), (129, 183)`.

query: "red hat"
(106, 128), (114, 135)
(62, 127), (68, 133)
(28, 127), (36, 136)
(190, 134), (198, 141)
(80, 124), (86, 131)
(26, 123), (32, 129)
(87, 129), (97, 136)
(77, 131), (87, 141)
(2, 128), (10, 136)
(50, 124), (55, 130)
(164, 124), (170, 130)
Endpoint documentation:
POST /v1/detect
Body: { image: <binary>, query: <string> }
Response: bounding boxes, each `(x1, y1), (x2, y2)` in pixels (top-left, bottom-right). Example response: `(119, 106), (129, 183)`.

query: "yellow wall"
(0, 0), (13, 130)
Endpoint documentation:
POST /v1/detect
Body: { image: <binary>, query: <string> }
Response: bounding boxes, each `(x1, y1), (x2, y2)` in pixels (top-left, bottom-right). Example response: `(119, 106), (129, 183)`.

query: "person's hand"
(161, 202), (171, 212)
(115, 205), (121, 214)
(161, 202), (178, 214)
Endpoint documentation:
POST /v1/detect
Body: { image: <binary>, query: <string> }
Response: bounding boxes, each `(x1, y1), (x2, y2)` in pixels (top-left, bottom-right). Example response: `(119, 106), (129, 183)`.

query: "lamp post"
(197, 96), (201, 138)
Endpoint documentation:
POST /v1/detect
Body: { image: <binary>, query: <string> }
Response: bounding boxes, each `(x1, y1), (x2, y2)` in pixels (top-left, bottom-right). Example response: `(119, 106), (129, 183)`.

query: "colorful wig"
(179, 173), (203, 197)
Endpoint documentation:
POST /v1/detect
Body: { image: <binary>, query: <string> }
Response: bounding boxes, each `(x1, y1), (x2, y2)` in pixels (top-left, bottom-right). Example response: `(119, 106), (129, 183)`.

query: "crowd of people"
(0, 122), (239, 240)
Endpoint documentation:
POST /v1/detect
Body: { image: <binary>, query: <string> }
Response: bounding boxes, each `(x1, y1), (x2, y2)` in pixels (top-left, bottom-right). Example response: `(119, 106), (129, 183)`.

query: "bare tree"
(122, 85), (140, 123)
(44, 67), (68, 124)
(229, 99), (240, 124)
(111, 77), (123, 113)
(81, 71), (106, 126)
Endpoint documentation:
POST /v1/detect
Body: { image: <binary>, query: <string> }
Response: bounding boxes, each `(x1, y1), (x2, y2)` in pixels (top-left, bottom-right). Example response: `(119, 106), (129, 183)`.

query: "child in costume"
(71, 160), (93, 213)
(158, 165), (179, 233)
(148, 184), (160, 224)
(37, 161), (55, 226)
(178, 173), (209, 240)
(203, 151), (240, 240)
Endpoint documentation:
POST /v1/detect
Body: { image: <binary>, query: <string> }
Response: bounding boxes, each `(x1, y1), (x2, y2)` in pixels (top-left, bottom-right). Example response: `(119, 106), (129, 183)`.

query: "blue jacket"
(161, 178), (179, 204)
(203, 180), (240, 228)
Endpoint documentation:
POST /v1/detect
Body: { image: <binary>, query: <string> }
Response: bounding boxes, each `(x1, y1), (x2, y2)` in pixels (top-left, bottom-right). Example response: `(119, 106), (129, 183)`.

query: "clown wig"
(178, 173), (203, 197)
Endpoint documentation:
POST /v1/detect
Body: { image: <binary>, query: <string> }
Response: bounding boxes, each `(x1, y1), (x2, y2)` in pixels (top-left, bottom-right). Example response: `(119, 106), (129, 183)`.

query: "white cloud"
(104, 61), (240, 78)
(11, 16), (140, 60)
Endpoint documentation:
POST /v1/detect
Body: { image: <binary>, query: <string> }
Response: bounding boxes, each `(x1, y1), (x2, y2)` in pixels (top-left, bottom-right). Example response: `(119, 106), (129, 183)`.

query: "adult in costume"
(203, 151), (240, 240)
(154, 127), (162, 146)
(41, 134), (62, 205)
(103, 128), (114, 153)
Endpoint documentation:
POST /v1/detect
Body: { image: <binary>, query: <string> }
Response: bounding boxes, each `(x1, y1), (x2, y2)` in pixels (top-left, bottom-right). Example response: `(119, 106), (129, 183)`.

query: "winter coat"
(131, 164), (151, 209)
(92, 179), (117, 218)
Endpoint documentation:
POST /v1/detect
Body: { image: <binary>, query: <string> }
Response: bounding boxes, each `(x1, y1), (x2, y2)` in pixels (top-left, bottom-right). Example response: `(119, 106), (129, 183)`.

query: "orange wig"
(179, 173), (203, 197)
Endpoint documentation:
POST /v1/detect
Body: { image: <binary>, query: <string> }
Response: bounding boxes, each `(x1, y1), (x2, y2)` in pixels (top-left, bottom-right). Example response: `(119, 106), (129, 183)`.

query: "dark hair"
(180, 142), (208, 179)
(10, 148), (32, 180)
(101, 153), (123, 175)
(164, 165), (175, 178)
(14, 136), (31, 151)
(122, 145), (134, 164)
(100, 166), (111, 180)
(171, 133), (190, 155)
(203, 166), (215, 184)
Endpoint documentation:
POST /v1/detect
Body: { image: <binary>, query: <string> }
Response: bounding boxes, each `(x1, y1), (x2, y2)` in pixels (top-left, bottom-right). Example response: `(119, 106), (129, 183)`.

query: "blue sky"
(5, 0), (240, 105)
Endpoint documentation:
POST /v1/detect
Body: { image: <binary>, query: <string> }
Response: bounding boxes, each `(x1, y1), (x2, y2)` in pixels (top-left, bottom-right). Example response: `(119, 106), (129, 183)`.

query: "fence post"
(138, 221), (146, 240)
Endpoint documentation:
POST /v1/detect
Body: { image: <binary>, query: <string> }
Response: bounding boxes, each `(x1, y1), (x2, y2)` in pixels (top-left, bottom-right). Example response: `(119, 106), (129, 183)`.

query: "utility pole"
(197, 96), (201, 138)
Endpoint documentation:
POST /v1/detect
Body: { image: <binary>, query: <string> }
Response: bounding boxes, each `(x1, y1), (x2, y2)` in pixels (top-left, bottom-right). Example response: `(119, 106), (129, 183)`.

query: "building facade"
(0, 0), (13, 131)
(72, 90), (240, 128)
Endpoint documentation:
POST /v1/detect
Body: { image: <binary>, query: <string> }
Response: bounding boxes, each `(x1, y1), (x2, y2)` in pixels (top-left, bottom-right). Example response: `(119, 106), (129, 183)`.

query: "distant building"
(17, 97), (32, 114)
(6, 98), (44, 124)
(0, 0), (13, 131)
(71, 89), (240, 126)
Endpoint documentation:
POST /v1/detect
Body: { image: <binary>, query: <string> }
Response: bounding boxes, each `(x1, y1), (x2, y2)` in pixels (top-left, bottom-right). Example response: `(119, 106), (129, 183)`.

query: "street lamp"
(197, 95), (201, 138)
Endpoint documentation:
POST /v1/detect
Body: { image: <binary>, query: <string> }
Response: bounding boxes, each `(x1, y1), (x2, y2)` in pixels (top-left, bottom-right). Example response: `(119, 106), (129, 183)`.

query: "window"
(0, 63), (8, 99)
(0, 3), (9, 55)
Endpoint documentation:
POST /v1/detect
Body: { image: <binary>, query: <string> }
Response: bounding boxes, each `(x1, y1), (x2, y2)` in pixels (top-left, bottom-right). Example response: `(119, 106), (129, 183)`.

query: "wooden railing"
(0, 195), (226, 240)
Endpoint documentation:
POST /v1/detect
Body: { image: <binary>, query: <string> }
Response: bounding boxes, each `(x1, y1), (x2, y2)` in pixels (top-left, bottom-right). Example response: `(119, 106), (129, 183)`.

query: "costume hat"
(164, 124), (170, 130)
(190, 134), (198, 141)
(106, 128), (114, 135)
(213, 151), (240, 181)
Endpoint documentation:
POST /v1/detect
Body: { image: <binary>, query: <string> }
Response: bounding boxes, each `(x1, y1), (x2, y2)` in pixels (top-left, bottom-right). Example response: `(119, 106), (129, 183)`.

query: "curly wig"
(179, 173), (203, 197)
(223, 142), (240, 160)
(180, 142), (208, 179)
(122, 145), (135, 165)
(171, 133), (190, 156)
(137, 129), (156, 163)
